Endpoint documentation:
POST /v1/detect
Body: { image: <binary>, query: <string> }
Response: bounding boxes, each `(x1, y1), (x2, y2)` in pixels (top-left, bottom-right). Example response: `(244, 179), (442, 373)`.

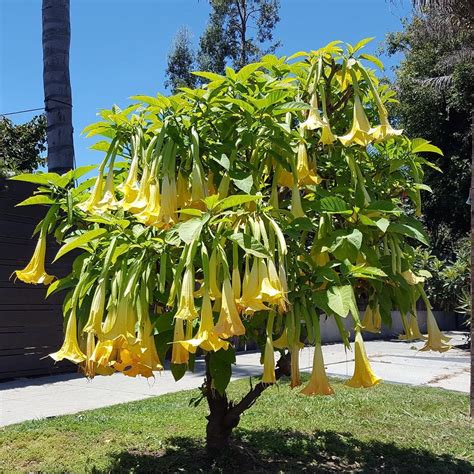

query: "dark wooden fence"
(0, 178), (74, 380)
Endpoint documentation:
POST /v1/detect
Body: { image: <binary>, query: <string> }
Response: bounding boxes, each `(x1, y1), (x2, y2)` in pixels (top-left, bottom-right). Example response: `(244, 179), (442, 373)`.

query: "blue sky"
(1, 0), (410, 169)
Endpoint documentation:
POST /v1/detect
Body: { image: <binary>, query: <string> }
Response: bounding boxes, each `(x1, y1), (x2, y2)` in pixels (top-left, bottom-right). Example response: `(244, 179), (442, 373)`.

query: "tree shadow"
(104, 428), (472, 473)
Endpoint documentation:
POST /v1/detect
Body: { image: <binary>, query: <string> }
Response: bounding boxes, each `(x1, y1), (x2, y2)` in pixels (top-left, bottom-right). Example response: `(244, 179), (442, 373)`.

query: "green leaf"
(388, 221), (429, 245)
(177, 215), (209, 244)
(192, 71), (226, 82)
(16, 195), (55, 207)
(411, 138), (443, 156)
(329, 229), (363, 261)
(327, 285), (353, 318)
(216, 194), (262, 212)
(171, 363), (187, 382)
(353, 37), (374, 53)
(360, 53), (384, 70)
(311, 196), (352, 214)
(54, 228), (107, 262)
(9, 173), (61, 186)
(228, 233), (270, 258)
(236, 62), (263, 82)
(209, 348), (236, 395)
(231, 173), (253, 193)
(365, 200), (401, 214)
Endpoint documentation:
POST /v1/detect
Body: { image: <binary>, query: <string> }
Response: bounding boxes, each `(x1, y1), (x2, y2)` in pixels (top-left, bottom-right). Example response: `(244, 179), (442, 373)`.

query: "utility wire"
(1, 99), (73, 117)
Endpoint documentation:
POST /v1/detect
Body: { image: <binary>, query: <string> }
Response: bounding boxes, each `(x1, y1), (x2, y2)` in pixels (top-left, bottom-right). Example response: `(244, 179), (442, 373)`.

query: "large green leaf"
(54, 228), (107, 262)
(228, 233), (270, 258)
(216, 194), (262, 212)
(209, 348), (236, 395)
(411, 138), (443, 156)
(327, 285), (354, 318)
(16, 195), (55, 207)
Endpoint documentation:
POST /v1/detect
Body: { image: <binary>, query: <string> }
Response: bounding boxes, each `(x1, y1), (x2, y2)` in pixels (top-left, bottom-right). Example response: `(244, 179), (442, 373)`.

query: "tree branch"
(224, 352), (291, 426)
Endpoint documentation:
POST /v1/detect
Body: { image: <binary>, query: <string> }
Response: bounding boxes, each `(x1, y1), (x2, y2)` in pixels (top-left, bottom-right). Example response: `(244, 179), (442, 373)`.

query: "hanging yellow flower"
(239, 259), (270, 314)
(50, 309), (86, 364)
(291, 183), (306, 218)
(178, 291), (229, 353)
(339, 94), (373, 147)
(157, 175), (178, 228)
(300, 93), (324, 131)
(83, 276), (107, 335)
(79, 172), (104, 214)
(214, 278), (246, 338)
(171, 318), (189, 364)
(94, 165), (119, 213)
(261, 312), (276, 384)
(125, 166), (151, 214)
(136, 180), (161, 226)
(117, 150), (140, 204)
(346, 329), (381, 388)
(300, 343), (334, 396)
(361, 304), (382, 333)
(420, 308), (451, 352)
(175, 266), (198, 320)
(15, 228), (54, 285)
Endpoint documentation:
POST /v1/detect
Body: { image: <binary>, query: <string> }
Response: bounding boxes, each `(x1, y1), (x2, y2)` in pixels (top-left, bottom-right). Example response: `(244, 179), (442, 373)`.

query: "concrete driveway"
(0, 332), (469, 427)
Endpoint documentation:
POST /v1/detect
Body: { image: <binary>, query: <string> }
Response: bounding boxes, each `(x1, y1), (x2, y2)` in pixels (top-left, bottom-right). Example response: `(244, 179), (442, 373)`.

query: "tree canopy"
(13, 40), (451, 452)
(0, 115), (47, 177)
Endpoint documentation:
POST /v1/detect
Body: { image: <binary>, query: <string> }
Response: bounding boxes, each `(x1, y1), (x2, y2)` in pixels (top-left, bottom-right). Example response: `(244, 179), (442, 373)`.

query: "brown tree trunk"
(203, 352), (291, 456)
(42, 0), (74, 174)
(470, 108), (474, 418)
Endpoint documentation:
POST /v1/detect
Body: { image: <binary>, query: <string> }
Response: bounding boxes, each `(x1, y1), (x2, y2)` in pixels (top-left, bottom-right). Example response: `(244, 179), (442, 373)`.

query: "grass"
(1, 376), (472, 473)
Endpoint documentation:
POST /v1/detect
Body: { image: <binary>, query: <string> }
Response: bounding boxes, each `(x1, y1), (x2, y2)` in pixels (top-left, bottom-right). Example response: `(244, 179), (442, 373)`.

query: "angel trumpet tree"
(12, 39), (449, 455)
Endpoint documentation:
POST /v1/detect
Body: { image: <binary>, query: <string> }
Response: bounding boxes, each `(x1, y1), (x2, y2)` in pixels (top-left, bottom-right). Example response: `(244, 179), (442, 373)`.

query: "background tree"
(42, 0), (75, 174)
(165, 27), (198, 93)
(0, 115), (47, 177)
(165, 0), (281, 89)
(388, 0), (473, 417)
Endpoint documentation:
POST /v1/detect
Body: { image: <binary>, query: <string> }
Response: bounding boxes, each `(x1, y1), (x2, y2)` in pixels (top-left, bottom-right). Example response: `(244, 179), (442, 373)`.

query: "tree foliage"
(386, 11), (473, 255)
(165, 0), (280, 91)
(0, 115), (47, 177)
(13, 41), (451, 452)
(165, 27), (198, 94)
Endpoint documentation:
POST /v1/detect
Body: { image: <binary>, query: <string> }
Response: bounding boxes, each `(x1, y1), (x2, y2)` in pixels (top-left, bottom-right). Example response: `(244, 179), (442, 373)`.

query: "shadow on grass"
(105, 428), (472, 473)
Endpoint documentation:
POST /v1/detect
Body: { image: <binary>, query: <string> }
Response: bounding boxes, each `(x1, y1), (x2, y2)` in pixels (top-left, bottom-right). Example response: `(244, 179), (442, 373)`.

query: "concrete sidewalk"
(0, 332), (469, 427)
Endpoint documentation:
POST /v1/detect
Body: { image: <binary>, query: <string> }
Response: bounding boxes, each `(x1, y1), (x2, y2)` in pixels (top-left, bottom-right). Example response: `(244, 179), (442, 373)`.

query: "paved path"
(0, 332), (469, 427)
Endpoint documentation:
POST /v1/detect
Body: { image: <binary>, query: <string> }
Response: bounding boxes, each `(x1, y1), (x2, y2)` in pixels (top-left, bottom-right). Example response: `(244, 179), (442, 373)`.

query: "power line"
(1, 99), (73, 117)
(0, 107), (45, 117)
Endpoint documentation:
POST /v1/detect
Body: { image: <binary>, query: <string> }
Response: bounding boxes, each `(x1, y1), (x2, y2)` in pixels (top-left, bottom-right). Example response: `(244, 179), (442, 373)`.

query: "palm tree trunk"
(42, 0), (74, 174)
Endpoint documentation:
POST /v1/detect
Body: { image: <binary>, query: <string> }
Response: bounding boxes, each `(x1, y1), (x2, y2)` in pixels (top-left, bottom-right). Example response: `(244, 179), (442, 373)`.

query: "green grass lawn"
(1, 376), (472, 473)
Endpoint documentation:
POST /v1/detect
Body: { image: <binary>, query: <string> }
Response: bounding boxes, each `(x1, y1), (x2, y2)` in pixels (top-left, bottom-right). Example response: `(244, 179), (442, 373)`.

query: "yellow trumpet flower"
(420, 308), (451, 352)
(117, 151), (140, 203)
(214, 278), (246, 338)
(262, 312), (276, 384)
(239, 259), (270, 314)
(125, 166), (151, 214)
(137, 316), (163, 372)
(177, 171), (192, 209)
(232, 266), (241, 302)
(178, 291), (229, 353)
(300, 343), (334, 396)
(83, 277), (107, 335)
(136, 180), (161, 226)
(339, 94), (373, 147)
(157, 175), (178, 228)
(371, 114), (403, 142)
(261, 259), (285, 307)
(279, 143), (320, 188)
(346, 329), (381, 388)
(171, 318), (189, 364)
(102, 296), (137, 341)
(291, 183), (306, 218)
(79, 172), (104, 214)
(15, 228), (54, 285)
(300, 93), (324, 131)
(175, 266), (198, 320)
(361, 305), (382, 333)
(399, 312), (426, 341)
(319, 119), (336, 146)
(50, 309), (86, 364)
(94, 166), (119, 213)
